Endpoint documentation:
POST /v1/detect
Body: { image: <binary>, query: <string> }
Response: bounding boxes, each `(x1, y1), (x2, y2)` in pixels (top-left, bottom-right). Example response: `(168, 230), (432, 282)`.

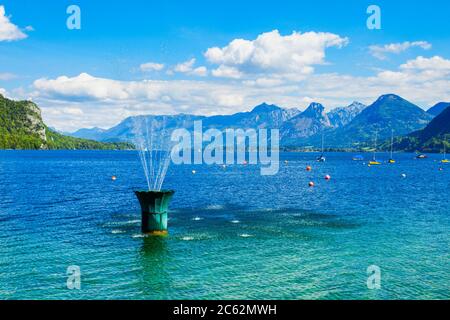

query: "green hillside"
(0, 94), (133, 150)
(382, 105), (450, 152)
(45, 129), (134, 150)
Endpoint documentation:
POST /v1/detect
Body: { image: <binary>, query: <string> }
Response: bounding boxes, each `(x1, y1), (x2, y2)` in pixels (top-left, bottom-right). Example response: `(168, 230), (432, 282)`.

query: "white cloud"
(299, 56), (450, 106)
(44, 107), (84, 116)
(33, 73), (248, 109)
(34, 73), (131, 100)
(190, 66), (208, 77)
(205, 30), (348, 78)
(211, 65), (242, 79)
(174, 58), (196, 73)
(371, 56), (450, 87)
(0, 87), (7, 96)
(0, 72), (17, 80)
(374, 56), (450, 86)
(369, 41), (431, 60)
(172, 58), (208, 76)
(0, 5), (28, 41)
(243, 77), (284, 87)
(400, 55), (450, 71)
(140, 62), (165, 72)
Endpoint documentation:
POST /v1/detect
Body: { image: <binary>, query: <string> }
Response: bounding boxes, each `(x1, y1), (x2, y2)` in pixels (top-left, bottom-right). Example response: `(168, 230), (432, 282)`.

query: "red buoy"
(325, 174), (331, 180)
(309, 181), (315, 187)
(306, 166), (312, 171)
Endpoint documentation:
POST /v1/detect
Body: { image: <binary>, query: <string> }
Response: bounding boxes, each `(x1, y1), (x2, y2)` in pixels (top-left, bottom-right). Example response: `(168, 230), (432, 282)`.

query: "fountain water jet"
(132, 117), (175, 235)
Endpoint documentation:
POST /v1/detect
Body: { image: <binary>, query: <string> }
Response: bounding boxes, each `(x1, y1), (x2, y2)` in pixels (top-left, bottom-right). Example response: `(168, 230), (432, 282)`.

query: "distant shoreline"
(0, 149), (443, 154)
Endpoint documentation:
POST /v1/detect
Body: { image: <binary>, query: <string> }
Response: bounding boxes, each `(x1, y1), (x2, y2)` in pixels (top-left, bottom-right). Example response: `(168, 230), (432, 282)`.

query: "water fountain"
(133, 117), (175, 235)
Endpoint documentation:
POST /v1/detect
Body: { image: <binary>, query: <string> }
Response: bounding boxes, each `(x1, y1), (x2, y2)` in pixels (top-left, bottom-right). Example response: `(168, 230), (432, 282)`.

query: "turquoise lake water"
(0, 151), (448, 299)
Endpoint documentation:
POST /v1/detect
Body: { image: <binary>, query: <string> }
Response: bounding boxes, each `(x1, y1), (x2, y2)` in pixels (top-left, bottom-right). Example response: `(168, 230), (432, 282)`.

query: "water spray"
(132, 117), (175, 235)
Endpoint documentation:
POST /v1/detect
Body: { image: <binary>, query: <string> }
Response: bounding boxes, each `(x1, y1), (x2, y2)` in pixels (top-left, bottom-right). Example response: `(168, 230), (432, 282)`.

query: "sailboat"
(316, 133), (326, 162)
(441, 140), (449, 163)
(388, 130), (396, 164)
(369, 132), (381, 165)
(416, 153), (428, 159)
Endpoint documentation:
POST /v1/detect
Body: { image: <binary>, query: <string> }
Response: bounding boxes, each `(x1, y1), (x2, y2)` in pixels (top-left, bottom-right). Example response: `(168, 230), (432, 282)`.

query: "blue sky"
(1, 0), (450, 131)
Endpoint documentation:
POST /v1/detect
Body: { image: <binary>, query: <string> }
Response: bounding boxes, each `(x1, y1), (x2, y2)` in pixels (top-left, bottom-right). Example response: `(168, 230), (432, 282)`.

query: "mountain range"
(71, 101), (368, 146)
(3, 92), (447, 151)
(70, 94), (447, 150)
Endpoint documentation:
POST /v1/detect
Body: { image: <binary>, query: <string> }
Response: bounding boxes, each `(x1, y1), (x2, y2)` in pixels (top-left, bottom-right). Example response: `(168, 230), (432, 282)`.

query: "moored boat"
(316, 133), (326, 162)
(441, 140), (449, 163)
(369, 132), (381, 165)
(388, 130), (396, 164)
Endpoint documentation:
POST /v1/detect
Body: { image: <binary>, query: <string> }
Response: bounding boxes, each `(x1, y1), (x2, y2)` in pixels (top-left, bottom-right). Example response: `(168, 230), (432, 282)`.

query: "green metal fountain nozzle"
(135, 190), (175, 235)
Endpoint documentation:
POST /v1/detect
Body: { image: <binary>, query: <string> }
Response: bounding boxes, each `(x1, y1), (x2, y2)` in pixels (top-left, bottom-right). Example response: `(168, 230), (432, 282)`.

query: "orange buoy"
(309, 181), (315, 187)
(325, 174), (331, 180)
(111, 175), (117, 181)
(306, 165), (312, 171)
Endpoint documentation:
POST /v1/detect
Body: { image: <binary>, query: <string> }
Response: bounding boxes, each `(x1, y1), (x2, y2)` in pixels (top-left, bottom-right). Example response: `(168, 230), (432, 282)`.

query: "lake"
(0, 150), (448, 299)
